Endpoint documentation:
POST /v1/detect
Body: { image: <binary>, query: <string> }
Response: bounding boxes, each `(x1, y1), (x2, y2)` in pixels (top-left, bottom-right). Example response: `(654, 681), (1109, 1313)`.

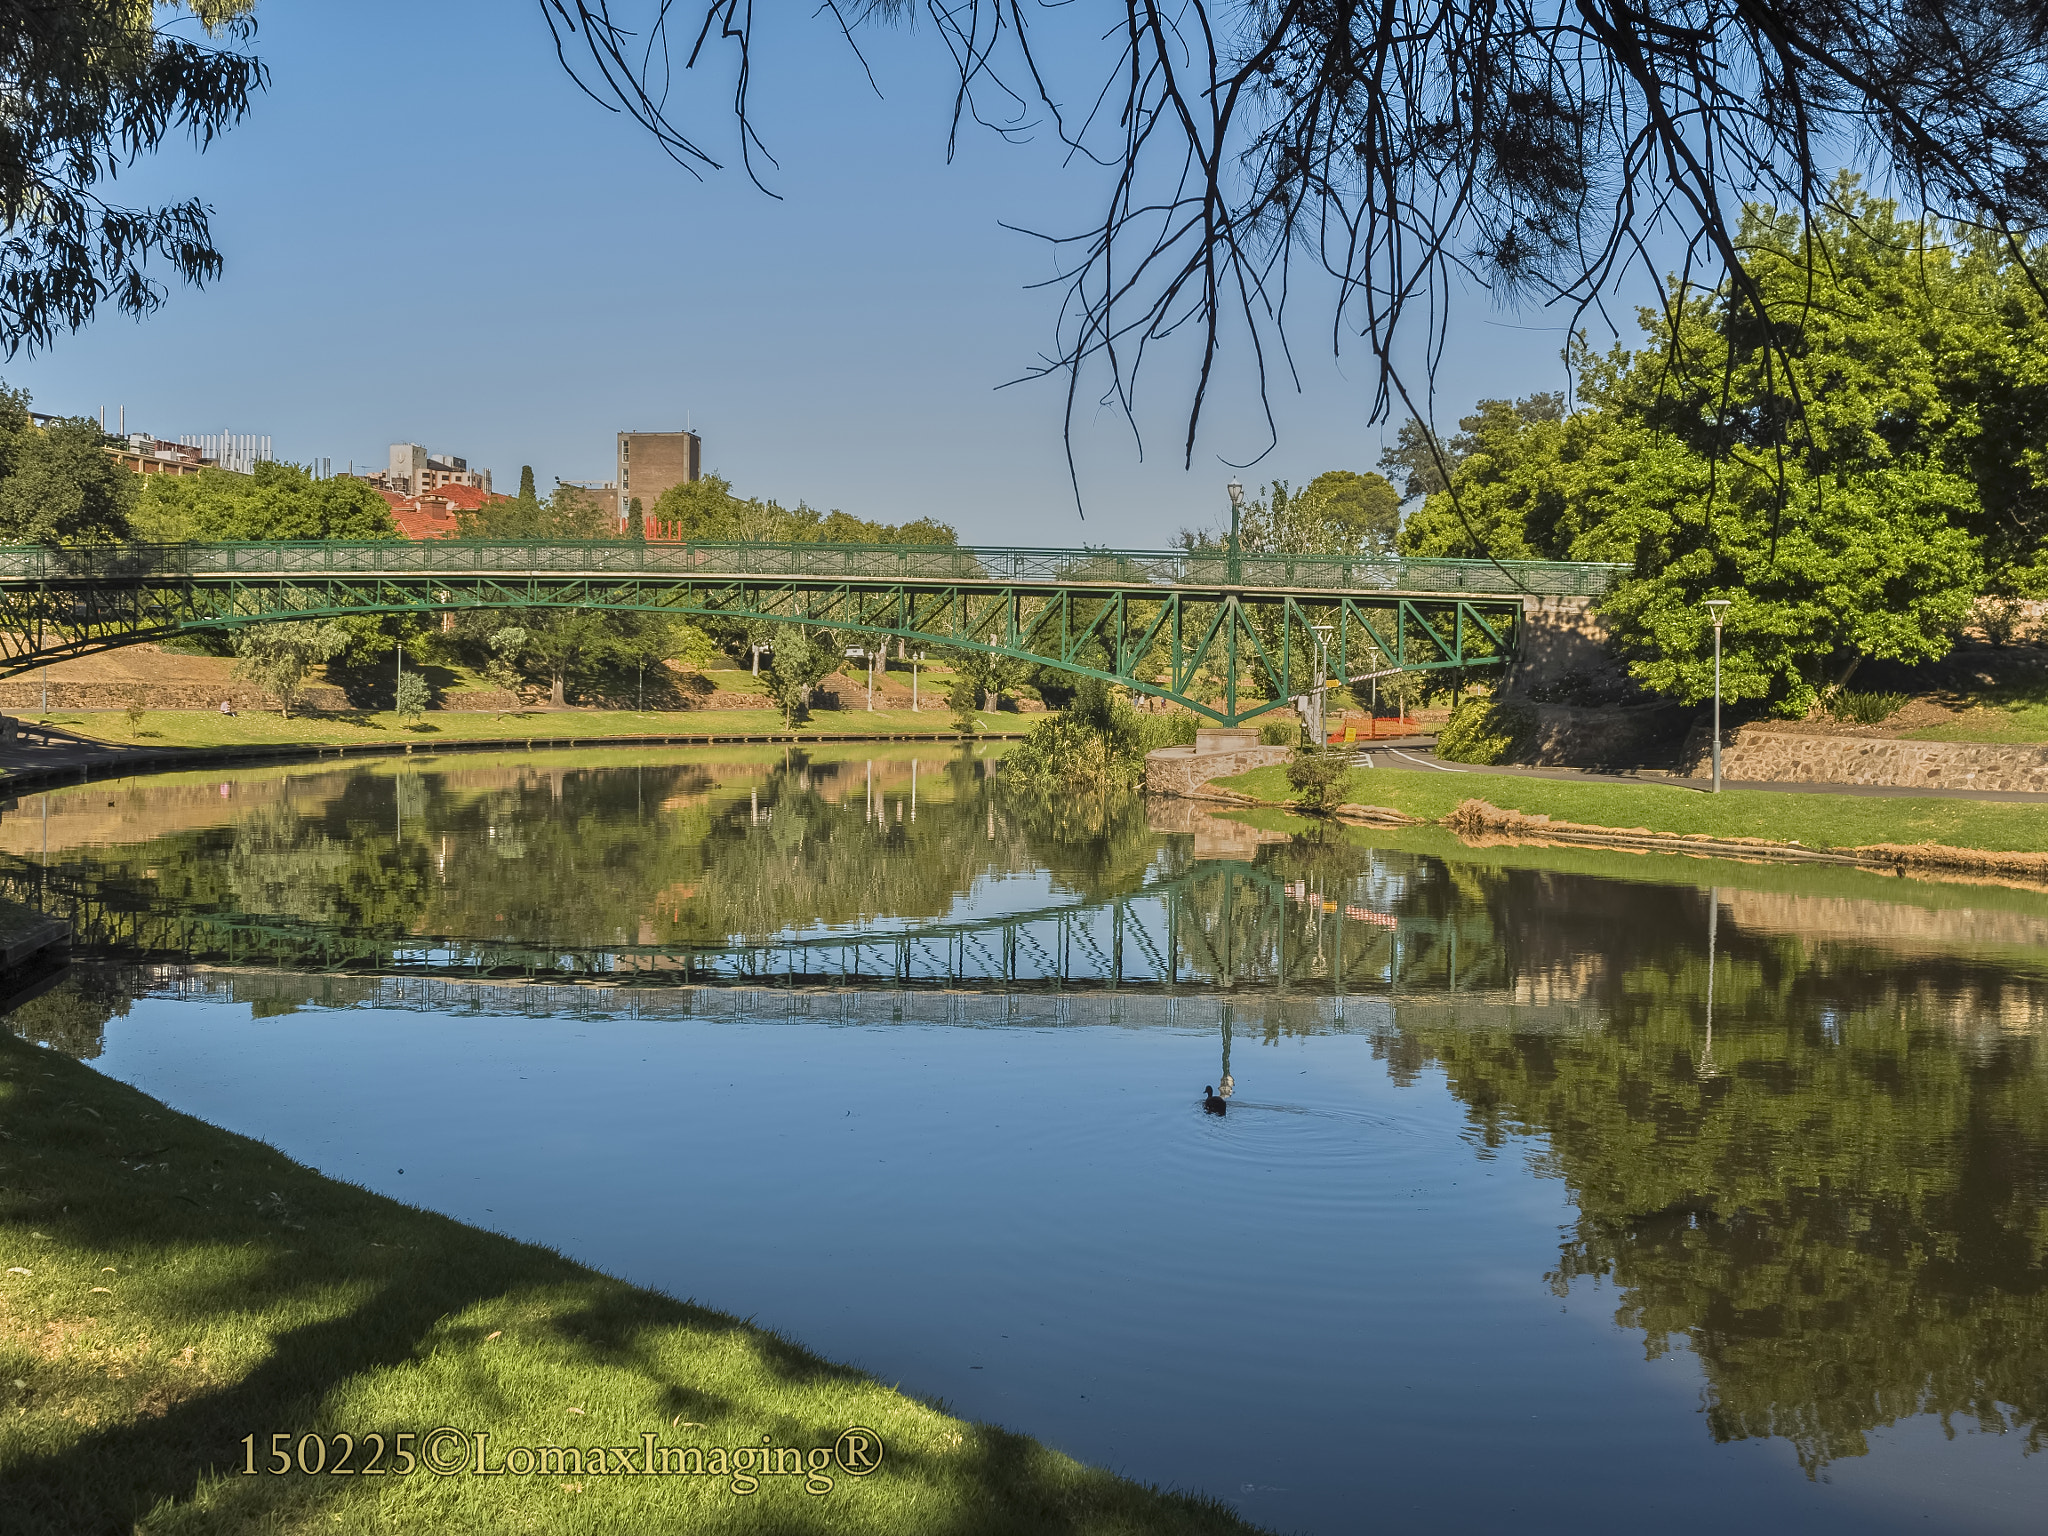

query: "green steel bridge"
(0, 540), (1622, 725)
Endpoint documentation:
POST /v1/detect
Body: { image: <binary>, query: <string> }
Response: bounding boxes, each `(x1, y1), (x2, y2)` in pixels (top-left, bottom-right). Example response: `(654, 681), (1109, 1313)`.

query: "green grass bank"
(0, 1028), (1260, 1534)
(1215, 763), (2048, 854)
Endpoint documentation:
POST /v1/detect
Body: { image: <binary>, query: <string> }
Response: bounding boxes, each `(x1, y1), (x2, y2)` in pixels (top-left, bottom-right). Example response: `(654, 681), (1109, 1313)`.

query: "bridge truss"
(0, 541), (1621, 725)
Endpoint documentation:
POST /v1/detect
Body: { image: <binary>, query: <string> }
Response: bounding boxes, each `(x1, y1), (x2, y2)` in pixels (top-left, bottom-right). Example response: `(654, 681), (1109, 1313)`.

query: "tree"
(1394, 395), (1588, 561)
(1304, 471), (1401, 553)
(0, 389), (136, 542)
(231, 619), (351, 717)
(626, 496), (644, 539)
(393, 668), (431, 723)
(550, 4), (2048, 491)
(133, 460), (398, 542)
(0, 3), (265, 355)
(764, 626), (838, 726)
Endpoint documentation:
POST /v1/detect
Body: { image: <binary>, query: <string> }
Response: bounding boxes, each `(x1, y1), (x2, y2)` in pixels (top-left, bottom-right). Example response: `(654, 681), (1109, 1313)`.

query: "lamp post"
(1226, 478), (1245, 585)
(1704, 599), (1731, 793)
(1311, 623), (1334, 745)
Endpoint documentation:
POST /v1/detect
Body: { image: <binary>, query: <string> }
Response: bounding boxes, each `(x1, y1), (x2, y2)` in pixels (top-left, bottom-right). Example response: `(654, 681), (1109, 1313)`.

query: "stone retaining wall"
(1683, 726), (2048, 792)
(1521, 701), (1687, 767)
(1144, 743), (1291, 797)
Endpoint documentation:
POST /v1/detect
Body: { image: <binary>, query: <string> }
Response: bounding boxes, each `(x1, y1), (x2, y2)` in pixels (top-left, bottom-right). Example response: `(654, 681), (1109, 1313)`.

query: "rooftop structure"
(387, 443), (491, 497)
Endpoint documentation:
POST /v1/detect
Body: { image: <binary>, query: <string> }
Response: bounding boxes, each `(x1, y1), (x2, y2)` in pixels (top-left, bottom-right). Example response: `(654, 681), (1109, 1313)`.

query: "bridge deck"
(0, 539), (1622, 599)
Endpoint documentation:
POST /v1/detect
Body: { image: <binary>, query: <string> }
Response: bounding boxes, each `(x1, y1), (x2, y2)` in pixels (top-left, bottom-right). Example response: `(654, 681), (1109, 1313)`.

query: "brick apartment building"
(616, 430), (700, 526)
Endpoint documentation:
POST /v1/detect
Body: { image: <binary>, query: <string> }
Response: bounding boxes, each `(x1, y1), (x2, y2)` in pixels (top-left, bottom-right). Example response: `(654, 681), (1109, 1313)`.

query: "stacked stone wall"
(1682, 726), (2048, 792)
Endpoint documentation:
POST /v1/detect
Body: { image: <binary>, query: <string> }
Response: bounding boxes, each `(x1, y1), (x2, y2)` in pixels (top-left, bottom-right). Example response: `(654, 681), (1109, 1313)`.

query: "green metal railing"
(0, 539), (1625, 598)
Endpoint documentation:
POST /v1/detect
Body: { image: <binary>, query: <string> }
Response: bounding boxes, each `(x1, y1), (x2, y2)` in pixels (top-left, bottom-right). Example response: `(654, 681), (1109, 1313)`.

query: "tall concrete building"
(388, 443), (491, 497)
(616, 430), (700, 525)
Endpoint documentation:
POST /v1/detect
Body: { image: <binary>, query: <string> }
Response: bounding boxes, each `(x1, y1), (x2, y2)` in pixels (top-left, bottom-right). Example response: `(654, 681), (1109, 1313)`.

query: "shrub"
(1285, 745), (1347, 813)
(1825, 689), (1908, 725)
(1435, 697), (1536, 765)
(1258, 719), (1299, 746)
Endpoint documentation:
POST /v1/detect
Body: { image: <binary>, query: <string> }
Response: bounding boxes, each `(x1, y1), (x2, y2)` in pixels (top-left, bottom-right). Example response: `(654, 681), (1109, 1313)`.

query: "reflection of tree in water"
(3, 966), (137, 1059)
(66, 753), (1195, 950)
(1370, 865), (2048, 1476)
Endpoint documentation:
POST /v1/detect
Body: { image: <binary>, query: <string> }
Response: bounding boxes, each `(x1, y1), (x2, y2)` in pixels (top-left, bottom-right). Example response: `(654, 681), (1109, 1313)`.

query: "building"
(110, 436), (212, 477)
(387, 443), (492, 497)
(616, 431), (700, 526)
(381, 482), (503, 540)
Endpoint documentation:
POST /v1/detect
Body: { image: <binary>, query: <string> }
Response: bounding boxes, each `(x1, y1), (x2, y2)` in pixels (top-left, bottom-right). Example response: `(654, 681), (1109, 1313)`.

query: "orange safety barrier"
(1336, 714), (1420, 742)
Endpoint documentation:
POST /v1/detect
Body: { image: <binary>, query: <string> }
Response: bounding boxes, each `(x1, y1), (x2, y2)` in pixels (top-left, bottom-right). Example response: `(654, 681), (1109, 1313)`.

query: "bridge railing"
(0, 539), (1625, 597)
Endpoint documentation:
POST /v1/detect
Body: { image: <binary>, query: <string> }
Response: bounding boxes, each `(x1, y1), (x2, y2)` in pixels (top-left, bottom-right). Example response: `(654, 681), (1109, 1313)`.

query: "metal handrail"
(0, 539), (1625, 597)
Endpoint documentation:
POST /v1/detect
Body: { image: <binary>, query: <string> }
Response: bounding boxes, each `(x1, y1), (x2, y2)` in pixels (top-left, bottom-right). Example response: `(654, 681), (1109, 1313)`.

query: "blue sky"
(10, 3), (1641, 547)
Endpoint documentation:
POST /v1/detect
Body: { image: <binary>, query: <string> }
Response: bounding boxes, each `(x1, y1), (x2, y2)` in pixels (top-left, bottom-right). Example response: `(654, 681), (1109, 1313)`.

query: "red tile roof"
(384, 485), (508, 540)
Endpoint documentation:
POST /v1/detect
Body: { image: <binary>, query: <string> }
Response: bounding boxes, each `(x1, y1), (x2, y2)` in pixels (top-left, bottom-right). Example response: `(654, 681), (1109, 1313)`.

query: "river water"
(4, 744), (2045, 1534)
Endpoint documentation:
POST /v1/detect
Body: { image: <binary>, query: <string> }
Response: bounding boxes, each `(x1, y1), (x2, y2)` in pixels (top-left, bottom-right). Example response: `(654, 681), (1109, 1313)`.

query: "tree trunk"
(1833, 653), (1863, 690)
(551, 671), (567, 708)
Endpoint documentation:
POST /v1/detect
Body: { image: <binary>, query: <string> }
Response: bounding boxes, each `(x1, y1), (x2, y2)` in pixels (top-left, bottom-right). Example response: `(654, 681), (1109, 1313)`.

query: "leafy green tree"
(133, 461), (398, 542)
(626, 496), (644, 539)
(0, 390), (137, 543)
(231, 619), (351, 717)
(394, 668), (431, 723)
(764, 626), (839, 725)
(1304, 470), (1401, 551)
(1394, 394), (1583, 560)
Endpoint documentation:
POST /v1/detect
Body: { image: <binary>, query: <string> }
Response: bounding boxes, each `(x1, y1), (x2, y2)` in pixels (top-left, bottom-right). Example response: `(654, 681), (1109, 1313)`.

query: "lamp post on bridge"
(1226, 478), (1245, 586)
(1704, 598), (1731, 793)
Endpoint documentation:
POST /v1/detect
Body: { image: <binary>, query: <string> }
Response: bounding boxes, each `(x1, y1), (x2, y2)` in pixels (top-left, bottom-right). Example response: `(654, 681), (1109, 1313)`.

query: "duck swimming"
(1202, 1085), (1227, 1116)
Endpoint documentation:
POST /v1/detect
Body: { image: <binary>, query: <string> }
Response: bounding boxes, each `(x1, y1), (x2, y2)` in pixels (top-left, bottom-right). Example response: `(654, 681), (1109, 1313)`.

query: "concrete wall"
(1144, 743), (1291, 797)
(1682, 726), (2048, 792)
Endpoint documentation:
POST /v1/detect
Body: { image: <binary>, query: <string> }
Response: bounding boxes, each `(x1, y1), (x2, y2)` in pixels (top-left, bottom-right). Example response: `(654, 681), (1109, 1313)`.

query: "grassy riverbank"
(1216, 763), (2048, 853)
(0, 1027), (1258, 1534)
(11, 707), (1015, 753)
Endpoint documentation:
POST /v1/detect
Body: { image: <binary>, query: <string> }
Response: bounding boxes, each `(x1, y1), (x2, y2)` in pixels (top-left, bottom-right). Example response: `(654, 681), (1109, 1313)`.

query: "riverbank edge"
(0, 1027), (1264, 1534)
(1190, 779), (2048, 886)
(0, 724), (1026, 796)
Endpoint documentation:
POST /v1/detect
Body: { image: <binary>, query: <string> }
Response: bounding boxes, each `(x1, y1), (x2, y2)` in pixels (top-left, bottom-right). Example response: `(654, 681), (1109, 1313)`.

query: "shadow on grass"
(0, 1031), (1266, 1536)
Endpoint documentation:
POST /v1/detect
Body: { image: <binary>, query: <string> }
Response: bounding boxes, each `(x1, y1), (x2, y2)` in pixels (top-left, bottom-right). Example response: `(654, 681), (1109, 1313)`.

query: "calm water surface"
(5, 744), (2046, 1534)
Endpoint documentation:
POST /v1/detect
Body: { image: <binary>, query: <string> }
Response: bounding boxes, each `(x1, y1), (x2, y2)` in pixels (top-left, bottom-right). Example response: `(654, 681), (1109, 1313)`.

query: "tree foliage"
(231, 617), (350, 717)
(1394, 187), (2039, 713)
(0, 383), (135, 542)
(134, 460), (399, 542)
(0, 1), (266, 354)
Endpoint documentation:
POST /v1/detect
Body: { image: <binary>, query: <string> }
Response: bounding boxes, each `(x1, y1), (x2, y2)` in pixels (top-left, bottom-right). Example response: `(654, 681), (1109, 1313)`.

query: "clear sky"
(9, 3), (1645, 547)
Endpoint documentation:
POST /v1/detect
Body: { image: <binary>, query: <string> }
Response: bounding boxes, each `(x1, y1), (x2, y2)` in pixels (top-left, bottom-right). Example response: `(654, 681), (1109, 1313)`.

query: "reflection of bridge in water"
(0, 850), (1470, 995)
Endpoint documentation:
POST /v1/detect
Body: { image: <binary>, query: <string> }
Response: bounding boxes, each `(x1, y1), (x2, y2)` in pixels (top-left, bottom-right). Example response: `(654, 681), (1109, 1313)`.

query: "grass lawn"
(1216, 763), (2048, 853)
(1902, 699), (2048, 745)
(16, 707), (1019, 755)
(0, 1028), (1258, 1534)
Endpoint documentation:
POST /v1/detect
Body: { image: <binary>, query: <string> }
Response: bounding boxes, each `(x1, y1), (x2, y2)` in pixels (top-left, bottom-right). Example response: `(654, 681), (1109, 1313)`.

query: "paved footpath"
(1347, 740), (2048, 805)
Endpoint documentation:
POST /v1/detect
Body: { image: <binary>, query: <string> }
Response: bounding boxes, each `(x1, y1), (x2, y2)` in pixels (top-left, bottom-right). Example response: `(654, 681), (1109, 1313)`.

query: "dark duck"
(1202, 1085), (1227, 1116)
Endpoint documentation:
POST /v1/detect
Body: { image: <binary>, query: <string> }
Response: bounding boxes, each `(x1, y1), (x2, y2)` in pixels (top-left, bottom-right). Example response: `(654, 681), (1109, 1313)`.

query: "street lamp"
(1226, 478), (1245, 585)
(1703, 599), (1731, 793)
